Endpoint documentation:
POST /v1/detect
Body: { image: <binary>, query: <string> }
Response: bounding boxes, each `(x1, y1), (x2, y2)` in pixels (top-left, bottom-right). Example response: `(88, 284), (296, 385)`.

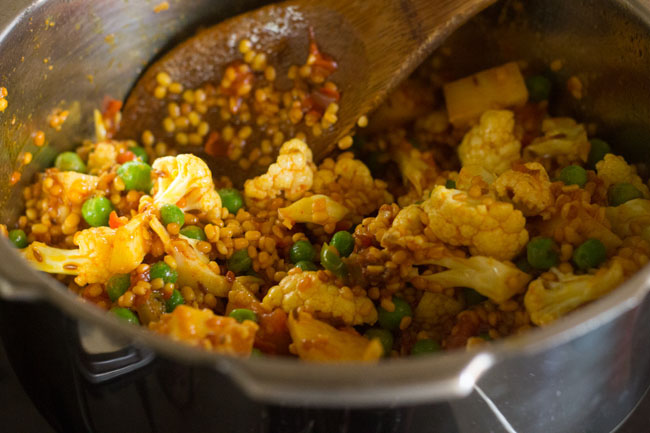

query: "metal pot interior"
(1, 0), (650, 409)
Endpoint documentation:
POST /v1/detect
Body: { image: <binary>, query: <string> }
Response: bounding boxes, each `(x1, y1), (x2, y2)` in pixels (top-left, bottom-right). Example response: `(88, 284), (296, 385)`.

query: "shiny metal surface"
(0, 0), (649, 432)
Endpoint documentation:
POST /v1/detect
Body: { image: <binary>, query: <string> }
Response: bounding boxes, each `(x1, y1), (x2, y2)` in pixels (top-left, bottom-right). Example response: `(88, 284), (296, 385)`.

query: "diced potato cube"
(443, 62), (529, 127)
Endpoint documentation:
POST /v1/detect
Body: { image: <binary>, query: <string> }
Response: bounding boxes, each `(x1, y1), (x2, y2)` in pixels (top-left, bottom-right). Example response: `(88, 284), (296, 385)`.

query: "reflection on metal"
(474, 385), (518, 433)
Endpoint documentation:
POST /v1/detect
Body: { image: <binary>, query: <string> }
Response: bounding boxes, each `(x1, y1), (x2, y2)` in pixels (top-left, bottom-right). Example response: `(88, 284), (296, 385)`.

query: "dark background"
(1, 340), (648, 433)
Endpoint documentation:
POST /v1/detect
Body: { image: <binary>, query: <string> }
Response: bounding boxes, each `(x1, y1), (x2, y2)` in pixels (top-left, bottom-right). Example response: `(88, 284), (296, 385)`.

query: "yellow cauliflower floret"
(313, 153), (393, 220)
(20, 213), (151, 285)
(47, 171), (99, 209)
(244, 139), (315, 201)
(262, 271), (377, 326)
(524, 262), (624, 325)
(149, 216), (231, 297)
(493, 162), (553, 216)
(523, 117), (590, 163)
(457, 110), (521, 175)
(150, 305), (257, 356)
(423, 185), (529, 260)
(278, 194), (349, 229)
(456, 165), (496, 191)
(152, 154), (223, 223)
(417, 256), (531, 303)
(606, 198), (650, 241)
(287, 311), (382, 362)
(414, 292), (463, 325)
(87, 142), (118, 175)
(596, 153), (650, 197)
(380, 205), (428, 249)
(393, 145), (438, 198)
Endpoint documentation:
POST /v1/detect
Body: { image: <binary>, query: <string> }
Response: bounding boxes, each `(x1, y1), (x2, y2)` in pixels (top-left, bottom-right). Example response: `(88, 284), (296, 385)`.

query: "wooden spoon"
(117, 0), (495, 184)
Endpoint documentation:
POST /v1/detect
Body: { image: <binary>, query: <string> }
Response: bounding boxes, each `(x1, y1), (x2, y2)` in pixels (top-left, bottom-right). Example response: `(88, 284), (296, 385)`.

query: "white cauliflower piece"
(457, 110), (521, 175)
(606, 198), (650, 241)
(149, 217), (231, 297)
(244, 139), (315, 201)
(523, 117), (590, 163)
(493, 162), (554, 216)
(423, 185), (529, 261)
(393, 146), (438, 198)
(278, 194), (349, 229)
(262, 271), (377, 326)
(417, 255), (531, 303)
(524, 262), (624, 325)
(87, 142), (118, 175)
(20, 213), (151, 285)
(596, 153), (650, 198)
(152, 154), (222, 223)
(414, 292), (463, 325)
(287, 311), (382, 362)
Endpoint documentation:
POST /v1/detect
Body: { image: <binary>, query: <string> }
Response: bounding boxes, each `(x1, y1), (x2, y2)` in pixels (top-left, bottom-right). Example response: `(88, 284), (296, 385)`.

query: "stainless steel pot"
(1, 1), (650, 432)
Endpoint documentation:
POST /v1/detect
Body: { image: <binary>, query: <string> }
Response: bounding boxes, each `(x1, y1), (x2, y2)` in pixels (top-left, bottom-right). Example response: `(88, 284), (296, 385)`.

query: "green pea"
(378, 297), (412, 331)
(229, 308), (258, 323)
(117, 160), (152, 192)
(149, 261), (178, 284)
(81, 196), (113, 227)
(478, 332), (493, 341)
(559, 165), (588, 188)
(364, 328), (394, 356)
(526, 237), (559, 270)
(228, 249), (252, 274)
(320, 243), (348, 278)
(110, 307), (140, 325)
(106, 274), (131, 302)
(218, 188), (244, 215)
(290, 240), (315, 264)
(331, 231), (354, 257)
(411, 339), (441, 356)
(525, 75), (552, 102)
(8, 229), (28, 249)
(573, 238), (607, 271)
(463, 287), (487, 306)
(128, 146), (149, 163)
(445, 179), (456, 189)
(250, 348), (264, 358)
(587, 139), (611, 168)
(54, 151), (87, 173)
(160, 204), (185, 228)
(165, 289), (184, 313)
(608, 183), (643, 207)
(295, 260), (318, 271)
(180, 225), (206, 241)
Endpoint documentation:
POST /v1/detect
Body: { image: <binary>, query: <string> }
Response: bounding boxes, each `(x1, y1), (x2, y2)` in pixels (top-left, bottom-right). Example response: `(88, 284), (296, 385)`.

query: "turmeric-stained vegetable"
(443, 62), (528, 127)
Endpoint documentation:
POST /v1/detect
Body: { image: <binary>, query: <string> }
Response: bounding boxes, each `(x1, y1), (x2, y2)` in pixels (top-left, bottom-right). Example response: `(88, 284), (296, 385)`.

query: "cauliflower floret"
(380, 205), (428, 250)
(606, 198), (650, 241)
(278, 194), (349, 229)
(20, 213), (151, 285)
(493, 162), (553, 216)
(393, 145), (438, 198)
(150, 305), (257, 356)
(152, 154), (222, 223)
(423, 185), (529, 260)
(87, 142), (118, 175)
(313, 153), (392, 219)
(149, 216), (231, 297)
(45, 171), (99, 210)
(596, 154), (650, 198)
(262, 271), (377, 326)
(457, 110), (521, 175)
(414, 292), (463, 325)
(287, 311), (382, 362)
(523, 117), (590, 163)
(244, 139), (315, 201)
(417, 255), (531, 303)
(524, 262), (624, 325)
(455, 165), (496, 191)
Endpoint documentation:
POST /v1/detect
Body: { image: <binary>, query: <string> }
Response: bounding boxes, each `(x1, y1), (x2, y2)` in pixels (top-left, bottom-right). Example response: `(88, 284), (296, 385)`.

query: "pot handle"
(0, 240), (47, 302)
(222, 350), (496, 407)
